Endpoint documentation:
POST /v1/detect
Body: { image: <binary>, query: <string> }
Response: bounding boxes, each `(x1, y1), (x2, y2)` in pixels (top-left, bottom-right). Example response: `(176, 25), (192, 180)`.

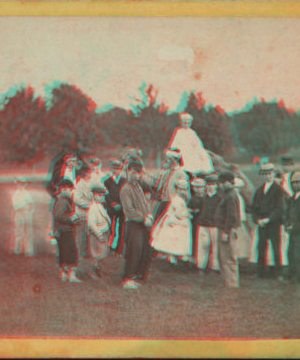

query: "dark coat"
(251, 182), (285, 226)
(214, 188), (241, 234)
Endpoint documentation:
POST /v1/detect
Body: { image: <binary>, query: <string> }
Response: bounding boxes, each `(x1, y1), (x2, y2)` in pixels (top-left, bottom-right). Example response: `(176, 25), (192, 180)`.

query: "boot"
(68, 268), (82, 283)
(59, 267), (68, 281)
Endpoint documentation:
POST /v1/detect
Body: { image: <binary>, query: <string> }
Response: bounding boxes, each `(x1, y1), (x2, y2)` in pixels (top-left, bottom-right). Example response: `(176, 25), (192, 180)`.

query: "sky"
(0, 17), (300, 113)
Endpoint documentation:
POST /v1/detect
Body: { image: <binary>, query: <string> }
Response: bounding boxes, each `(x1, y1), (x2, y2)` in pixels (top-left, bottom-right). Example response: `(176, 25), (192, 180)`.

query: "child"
(151, 179), (192, 266)
(87, 184), (111, 279)
(53, 178), (81, 282)
(10, 177), (34, 256)
(188, 178), (206, 270)
(196, 174), (222, 273)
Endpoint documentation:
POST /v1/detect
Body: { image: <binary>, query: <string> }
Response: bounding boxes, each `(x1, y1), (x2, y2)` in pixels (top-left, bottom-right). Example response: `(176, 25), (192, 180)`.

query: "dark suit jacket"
(103, 174), (126, 217)
(53, 195), (75, 235)
(251, 182), (285, 226)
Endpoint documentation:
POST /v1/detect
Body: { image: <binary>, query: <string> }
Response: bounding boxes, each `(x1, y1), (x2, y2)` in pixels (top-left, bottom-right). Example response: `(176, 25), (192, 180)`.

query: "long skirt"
(218, 231), (239, 288)
(195, 226), (219, 270)
(248, 225), (289, 266)
(151, 214), (192, 256)
(122, 221), (151, 281)
(56, 229), (77, 266)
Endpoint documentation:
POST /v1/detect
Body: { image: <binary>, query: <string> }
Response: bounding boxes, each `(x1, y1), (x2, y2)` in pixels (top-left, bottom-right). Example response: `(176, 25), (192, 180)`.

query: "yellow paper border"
(1, 1), (300, 358)
(0, 1), (299, 17)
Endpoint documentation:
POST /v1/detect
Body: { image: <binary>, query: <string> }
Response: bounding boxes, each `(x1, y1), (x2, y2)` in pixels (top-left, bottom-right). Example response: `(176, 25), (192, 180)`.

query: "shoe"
(59, 269), (67, 281)
(89, 270), (100, 280)
(68, 269), (82, 283)
(276, 276), (284, 282)
(168, 255), (177, 264)
(122, 279), (140, 289)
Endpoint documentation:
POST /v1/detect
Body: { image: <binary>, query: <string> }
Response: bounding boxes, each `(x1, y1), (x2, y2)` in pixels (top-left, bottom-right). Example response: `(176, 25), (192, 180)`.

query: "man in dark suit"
(103, 159), (126, 255)
(284, 171), (300, 283)
(251, 163), (285, 280)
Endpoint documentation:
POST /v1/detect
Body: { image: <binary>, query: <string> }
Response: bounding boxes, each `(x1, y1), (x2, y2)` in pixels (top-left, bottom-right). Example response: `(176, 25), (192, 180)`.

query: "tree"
(0, 86), (47, 164)
(231, 100), (297, 156)
(45, 83), (104, 155)
(128, 83), (174, 166)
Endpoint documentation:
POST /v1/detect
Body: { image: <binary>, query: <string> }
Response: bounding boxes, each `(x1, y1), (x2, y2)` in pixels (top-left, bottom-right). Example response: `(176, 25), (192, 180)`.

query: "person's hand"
(285, 225), (293, 233)
(144, 214), (153, 227)
(231, 229), (238, 240)
(113, 204), (122, 212)
(258, 218), (269, 227)
(71, 215), (80, 223)
(220, 232), (228, 242)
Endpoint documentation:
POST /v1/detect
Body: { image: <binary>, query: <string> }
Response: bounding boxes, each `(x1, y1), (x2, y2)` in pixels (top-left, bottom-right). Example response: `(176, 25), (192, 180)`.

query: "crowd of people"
(9, 112), (300, 289)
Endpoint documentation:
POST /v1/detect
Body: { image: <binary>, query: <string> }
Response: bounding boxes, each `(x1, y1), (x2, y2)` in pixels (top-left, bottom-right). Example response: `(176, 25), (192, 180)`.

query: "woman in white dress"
(151, 179), (192, 264)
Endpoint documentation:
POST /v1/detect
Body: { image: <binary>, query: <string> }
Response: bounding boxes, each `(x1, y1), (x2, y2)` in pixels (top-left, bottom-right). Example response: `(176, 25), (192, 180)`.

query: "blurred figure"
(280, 155), (294, 197)
(87, 184), (111, 280)
(103, 159), (126, 255)
(86, 156), (106, 187)
(215, 172), (241, 288)
(169, 112), (214, 178)
(10, 177), (34, 256)
(151, 179), (192, 266)
(53, 178), (81, 282)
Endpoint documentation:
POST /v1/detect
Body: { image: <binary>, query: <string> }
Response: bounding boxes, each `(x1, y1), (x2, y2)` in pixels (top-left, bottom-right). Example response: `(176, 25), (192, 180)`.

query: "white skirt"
(151, 214), (192, 256)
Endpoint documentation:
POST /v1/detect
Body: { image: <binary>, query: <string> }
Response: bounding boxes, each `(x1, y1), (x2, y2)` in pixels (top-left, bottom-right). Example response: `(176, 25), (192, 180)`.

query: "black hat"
(127, 159), (143, 172)
(91, 184), (108, 195)
(205, 174), (219, 184)
(57, 178), (74, 189)
(280, 155), (294, 166)
(218, 171), (235, 184)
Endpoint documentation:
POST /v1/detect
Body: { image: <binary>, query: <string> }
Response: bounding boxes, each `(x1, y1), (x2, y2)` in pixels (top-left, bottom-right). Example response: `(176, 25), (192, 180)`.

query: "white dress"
(169, 127), (214, 174)
(151, 195), (192, 256)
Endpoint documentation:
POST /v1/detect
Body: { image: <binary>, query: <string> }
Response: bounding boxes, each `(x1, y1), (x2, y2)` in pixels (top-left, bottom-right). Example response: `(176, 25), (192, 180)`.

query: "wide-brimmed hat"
(218, 171), (235, 184)
(259, 163), (275, 175)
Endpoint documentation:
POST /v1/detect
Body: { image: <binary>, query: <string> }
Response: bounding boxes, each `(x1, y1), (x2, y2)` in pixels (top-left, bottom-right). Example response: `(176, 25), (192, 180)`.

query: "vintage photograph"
(0, 13), (300, 358)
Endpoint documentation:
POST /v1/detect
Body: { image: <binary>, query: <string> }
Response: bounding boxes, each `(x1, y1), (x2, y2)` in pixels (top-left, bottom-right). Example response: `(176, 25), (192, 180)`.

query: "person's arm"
(53, 198), (76, 223)
(223, 196), (240, 235)
(267, 188), (284, 224)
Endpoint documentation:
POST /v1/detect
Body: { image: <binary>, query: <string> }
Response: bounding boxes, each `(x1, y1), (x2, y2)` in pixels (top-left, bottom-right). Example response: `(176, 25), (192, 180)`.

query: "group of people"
(9, 112), (300, 290)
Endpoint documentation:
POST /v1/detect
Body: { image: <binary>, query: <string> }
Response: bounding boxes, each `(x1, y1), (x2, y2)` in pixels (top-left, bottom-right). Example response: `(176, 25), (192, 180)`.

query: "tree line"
(0, 82), (298, 165)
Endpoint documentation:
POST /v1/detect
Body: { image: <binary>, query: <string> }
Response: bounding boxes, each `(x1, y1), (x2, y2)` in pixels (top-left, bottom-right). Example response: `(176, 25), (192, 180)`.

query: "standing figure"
(120, 159), (153, 289)
(53, 179), (81, 282)
(103, 159), (126, 255)
(251, 163), (285, 281)
(233, 178), (251, 259)
(151, 179), (192, 265)
(168, 112), (214, 178)
(153, 148), (188, 223)
(197, 174), (222, 273)
(73, 165), (94, 275)
(215, 172), (241, 288)
(10, 178), (34, 256)
(284, 171), (300, 283)
(188, 178), (206, 271)
(87, 184), (111, 280)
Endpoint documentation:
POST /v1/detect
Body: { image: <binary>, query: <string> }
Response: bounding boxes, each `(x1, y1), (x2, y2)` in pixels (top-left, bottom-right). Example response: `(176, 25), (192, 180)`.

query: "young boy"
(87, 184), (111, 280)
(188, 178), (206, 270)
(120, 159), (153, 289)
(53, 178), (81, 282)
(198, 174), (222, 273)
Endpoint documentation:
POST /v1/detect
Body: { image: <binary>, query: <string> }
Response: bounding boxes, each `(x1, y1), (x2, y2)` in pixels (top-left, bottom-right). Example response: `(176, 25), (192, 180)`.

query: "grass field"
(0, 173), (300, 345)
